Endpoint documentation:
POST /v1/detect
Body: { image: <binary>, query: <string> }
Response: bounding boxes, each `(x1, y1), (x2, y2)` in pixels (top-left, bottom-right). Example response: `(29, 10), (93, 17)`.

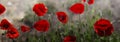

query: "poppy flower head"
(0, 19), (13, 30)
(94, 19), (111, 30)
(82, 0), (86, 3)
(88, 0), (94, 5)
(6, 27), (19, 39)
(33, 20), (50, 32)
(20, 25), (30, 32)
(33, 3), (48, 16)
(0, 4), (6, 15)
(94, 18), (114, 36)
(70, 3), (84, 14)
(64, 35), (76, 42)
(56, 12), (68, 24)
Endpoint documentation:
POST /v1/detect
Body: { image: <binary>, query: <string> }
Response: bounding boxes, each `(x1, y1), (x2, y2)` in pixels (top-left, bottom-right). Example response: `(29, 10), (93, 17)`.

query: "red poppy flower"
(20, 25), (30, 32)
(0, 19), (13, 30)
(56, 12), (68, 24)
(94, 18), (114, 36)
(70, 3), (84, 14)
(82, 0), (86, 3)
(6, 27), (19, 39)
(33, 20), (50, 32)
(33, 3), (48, 16)
(0, 4), (6, 15)
(64, 35), (76, 42)
(88, 0), (94, 5)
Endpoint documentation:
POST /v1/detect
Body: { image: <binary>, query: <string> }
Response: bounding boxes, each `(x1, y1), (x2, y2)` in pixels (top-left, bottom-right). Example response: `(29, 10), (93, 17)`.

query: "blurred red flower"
(94, 18), (114, 36)
(70, 3), (84, 14)
(0, 19), (13, 30)
(0, 4), (6, 15)
(6, 27), (19, 39)
(88, 0), (94, 5)
(82, 0), (86, 3)
(33, 3), (48, 16)
(56, 12), (68, 24)
(64, 35), (76, 42)
(20, 25), (30, 32)
(33, 20), (50, 32)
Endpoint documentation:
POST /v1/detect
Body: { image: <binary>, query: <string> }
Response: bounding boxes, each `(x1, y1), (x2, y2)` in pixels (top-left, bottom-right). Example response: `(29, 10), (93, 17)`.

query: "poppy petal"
(56, 12), (68, 24)
(70, 3), (84, 14)
(6, 27), (19, 39)
(33, 3), (48, 16)
(64, 35), (76, 42)
(0, 19), (13, 30)
(94, 18), (114, 37)
(33, 20), (50, 32)
(20, 25), (30, 32)
(0, 4), (6, 15)
(88, 0), (94, 5)
(82, 0), (86, 3)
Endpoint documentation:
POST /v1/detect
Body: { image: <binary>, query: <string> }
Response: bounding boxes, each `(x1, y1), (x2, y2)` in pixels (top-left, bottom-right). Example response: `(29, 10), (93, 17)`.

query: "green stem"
(12, 39), (16, 42)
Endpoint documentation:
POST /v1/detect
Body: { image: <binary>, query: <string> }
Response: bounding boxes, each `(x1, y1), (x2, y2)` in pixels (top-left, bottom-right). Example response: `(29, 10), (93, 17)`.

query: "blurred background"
(0, 0), (120, 42)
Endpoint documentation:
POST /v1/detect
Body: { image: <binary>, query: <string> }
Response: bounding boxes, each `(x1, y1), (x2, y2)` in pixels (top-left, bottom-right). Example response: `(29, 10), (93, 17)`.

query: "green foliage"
(18, 1), (120, 42)
(44, 1), (57, 14)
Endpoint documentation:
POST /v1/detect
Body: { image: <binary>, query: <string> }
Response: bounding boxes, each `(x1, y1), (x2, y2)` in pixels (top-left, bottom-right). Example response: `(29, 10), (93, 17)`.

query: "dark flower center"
(60, 16), (65, 20)
(3, 24), (9, 28)
(97, 29), (105, 36)
(10, 31), (16, 34)
(0, 8), (2, 12)
(0, 7), (4, 12)
(100, 24), (107, 27)
(70, 39), (75, 41)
